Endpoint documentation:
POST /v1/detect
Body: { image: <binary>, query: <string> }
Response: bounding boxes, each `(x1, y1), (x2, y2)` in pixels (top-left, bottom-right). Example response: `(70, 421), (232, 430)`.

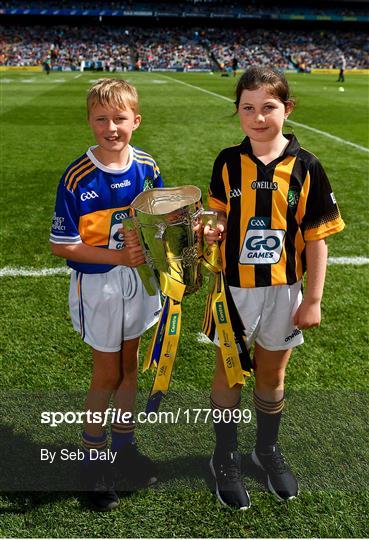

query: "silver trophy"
(130, 186), (206, 295)
(128, 186), (218, 414)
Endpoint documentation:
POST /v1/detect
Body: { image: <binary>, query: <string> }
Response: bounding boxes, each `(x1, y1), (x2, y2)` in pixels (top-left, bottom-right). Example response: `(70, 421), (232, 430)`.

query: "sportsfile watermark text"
(41, 407), (252, 427)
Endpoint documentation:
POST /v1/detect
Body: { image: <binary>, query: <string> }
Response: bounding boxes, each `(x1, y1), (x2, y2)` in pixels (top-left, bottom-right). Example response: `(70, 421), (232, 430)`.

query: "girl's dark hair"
(235, 66), (295, 109)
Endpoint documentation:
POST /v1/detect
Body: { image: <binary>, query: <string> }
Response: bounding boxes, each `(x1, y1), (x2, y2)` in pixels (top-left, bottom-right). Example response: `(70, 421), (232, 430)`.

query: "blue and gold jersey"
(50, 145), (164, 273)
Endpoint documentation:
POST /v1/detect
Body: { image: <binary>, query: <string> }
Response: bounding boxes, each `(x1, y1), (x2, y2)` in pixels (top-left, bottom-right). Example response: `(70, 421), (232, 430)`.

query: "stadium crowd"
(0, 25), (132, 70)
(0, 24), (368, 71)
(207, 28), (369, 71)
(134, 28), (212, 71)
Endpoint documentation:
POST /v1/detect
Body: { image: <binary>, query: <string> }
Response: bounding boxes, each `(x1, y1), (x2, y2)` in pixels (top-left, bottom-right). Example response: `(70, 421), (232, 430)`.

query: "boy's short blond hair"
(87, 78), (139, 115)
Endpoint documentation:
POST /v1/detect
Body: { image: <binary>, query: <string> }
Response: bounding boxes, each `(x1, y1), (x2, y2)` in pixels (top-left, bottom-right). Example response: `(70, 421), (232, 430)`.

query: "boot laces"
(220, 452), (241, 482)
(269, 448), (288, 474)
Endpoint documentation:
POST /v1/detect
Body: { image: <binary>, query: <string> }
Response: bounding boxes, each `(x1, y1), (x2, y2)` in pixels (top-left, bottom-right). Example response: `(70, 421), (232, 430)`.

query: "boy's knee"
(92, 371), (122, 390)
(123, 356), (138, 378)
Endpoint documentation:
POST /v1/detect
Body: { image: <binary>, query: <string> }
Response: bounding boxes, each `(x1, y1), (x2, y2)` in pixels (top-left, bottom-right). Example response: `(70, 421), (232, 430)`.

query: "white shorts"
(69, 266), (161, 352)
(214, 281), (304, 351)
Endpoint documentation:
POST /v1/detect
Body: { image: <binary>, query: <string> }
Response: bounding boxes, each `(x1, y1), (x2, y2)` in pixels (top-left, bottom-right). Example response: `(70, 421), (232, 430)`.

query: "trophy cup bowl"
(131, 186), (203, 294)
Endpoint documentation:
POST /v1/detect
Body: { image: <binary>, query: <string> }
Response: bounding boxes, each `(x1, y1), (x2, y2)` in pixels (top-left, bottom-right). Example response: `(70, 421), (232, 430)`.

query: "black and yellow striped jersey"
(207, 135), (344, 288)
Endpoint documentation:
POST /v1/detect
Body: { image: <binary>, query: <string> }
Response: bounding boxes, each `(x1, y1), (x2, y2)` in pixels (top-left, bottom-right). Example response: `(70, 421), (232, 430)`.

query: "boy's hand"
(293, 298), (321, 329)
(118, 226), (141, 247)
(116, 227), (145, 266)
(51, 234), (145, 267)
(117, 244), (146, 267)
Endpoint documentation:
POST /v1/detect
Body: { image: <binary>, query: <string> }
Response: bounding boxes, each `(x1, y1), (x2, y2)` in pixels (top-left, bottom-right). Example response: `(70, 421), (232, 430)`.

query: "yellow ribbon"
(149, 298), (182, 395)
(160, 272), (186, 302)
(144, 271), (186, 398)
(202, 243), (250, 388)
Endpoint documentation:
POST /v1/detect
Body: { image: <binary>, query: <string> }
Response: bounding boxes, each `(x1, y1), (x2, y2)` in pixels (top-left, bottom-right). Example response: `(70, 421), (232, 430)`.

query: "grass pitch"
(0, 70), (368, 538)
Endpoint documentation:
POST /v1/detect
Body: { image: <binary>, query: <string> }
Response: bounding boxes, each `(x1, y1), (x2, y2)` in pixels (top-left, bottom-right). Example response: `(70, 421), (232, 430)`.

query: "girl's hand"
(203, 223), (225, 245)
(193, 220), (225, 244)
(293, 298), (321, 329)
(193, 209), (227, 245)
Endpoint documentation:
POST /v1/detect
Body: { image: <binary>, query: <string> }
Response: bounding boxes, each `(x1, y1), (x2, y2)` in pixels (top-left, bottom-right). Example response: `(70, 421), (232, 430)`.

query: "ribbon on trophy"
(142, 271), (186, 412)
(201, 226), (253, 387)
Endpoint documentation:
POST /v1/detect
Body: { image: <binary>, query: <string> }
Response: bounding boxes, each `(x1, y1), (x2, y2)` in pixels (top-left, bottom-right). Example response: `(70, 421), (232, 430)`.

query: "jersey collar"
(240, 134), (301, 159)
(86, 145), (133, 174)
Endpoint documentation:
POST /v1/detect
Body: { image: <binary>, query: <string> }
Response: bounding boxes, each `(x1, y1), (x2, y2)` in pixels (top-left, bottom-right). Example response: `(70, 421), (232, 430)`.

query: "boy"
(50, 78), (163, 510)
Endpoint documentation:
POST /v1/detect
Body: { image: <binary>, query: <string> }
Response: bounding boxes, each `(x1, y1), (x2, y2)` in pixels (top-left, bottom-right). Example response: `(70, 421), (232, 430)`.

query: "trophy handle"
(199, 210), (218, 229)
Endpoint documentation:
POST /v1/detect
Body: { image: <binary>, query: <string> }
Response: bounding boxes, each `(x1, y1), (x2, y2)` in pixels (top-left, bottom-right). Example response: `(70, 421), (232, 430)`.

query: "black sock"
(210, 395), (240, 454)
(253, 391), (284, 454)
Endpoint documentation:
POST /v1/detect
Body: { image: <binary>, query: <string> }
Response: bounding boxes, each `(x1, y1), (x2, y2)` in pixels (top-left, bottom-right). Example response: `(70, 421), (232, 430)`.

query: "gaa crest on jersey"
(239, 217), (285, 265)
(108, 209), (130, 249)
(143, 176), (154, 191)
(287, 187), (300, 209)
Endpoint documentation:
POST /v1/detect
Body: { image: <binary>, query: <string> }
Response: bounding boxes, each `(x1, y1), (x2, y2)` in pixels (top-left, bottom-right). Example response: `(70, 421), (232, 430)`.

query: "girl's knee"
(256, 367), (286, 390)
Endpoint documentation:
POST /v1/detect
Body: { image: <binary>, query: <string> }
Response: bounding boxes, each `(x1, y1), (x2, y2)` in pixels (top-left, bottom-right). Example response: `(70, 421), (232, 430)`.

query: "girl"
(204, 66), (344, 510)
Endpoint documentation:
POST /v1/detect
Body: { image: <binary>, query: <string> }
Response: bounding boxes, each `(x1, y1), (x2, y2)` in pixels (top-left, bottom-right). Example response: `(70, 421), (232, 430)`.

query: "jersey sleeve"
(301, 158), (345, 241)
(207, 151), (227, 212)
(49, 179), (82, 245)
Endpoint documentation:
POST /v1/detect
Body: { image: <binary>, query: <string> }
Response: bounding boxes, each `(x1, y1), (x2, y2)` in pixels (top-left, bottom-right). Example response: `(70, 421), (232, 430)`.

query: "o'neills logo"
(216, 302), (227, 324)
(284, 328), (302, 342)
(111, 180), (131, 189)
(168, 314), (179, 335)
(251, 181), (278, 190)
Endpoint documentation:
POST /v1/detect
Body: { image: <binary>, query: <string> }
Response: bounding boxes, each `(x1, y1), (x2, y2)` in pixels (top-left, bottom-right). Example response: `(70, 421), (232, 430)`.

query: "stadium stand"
(1, 24), (368, 71)
(1, 1), (368, 71)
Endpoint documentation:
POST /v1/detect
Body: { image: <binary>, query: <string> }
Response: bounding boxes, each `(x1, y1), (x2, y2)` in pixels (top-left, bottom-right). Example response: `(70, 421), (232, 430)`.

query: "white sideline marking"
(328, 256), (369, 265)
(74, 74), (82, 78)
(286, 119), (368, 153)
(160, 75), (369, 154)
(0, 267), (71, 277)
(0, 257), (367, 279)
